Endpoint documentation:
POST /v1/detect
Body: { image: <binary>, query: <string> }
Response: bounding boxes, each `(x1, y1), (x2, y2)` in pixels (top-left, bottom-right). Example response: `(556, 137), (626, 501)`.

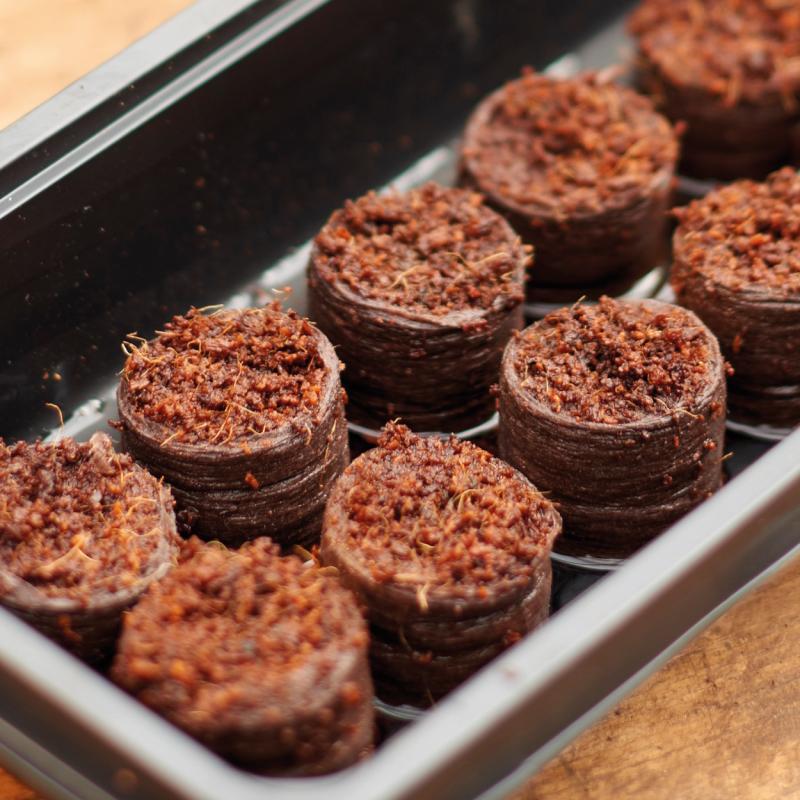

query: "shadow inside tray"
(550, 562), (606, 613)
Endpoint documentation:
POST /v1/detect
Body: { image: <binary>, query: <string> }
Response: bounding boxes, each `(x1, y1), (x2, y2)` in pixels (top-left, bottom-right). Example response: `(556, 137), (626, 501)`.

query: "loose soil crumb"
(121, 305), (328, 446)
(312, 183), (525, 316)
(330, 423), (556, 597)
(113, 537), (368, 716)
(513, 298), (714, 424)
(0, 433), (172, 598)
(462, 70), (677, 215)
(629, 0), (800, 103)
(674, 166), (800, 298)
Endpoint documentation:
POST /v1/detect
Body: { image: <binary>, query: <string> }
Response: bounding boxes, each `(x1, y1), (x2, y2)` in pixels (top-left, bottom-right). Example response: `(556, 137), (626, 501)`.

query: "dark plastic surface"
(0, 0), (623, 442)
(0, 1), (798, 799)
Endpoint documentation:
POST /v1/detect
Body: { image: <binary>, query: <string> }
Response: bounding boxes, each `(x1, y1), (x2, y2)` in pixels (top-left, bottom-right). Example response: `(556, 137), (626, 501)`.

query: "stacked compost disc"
(112, 538), (374, 775)
(116, 304), (348, 547)
(460, 69), (678, 302)
(0, 433), (178, 663)
(629, 0), (800, 181)
(308, 182), (527, 433)
(499, 297), (727, 561)
(673, 167), (800, 431)
(320, 423), (561, 705)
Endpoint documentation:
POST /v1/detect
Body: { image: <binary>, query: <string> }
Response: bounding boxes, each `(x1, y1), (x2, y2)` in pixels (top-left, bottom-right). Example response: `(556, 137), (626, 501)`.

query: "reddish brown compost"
(116, 304), (349, 546)
(320, 423), (560, 704)
(0, 433), (178, 662)
(112, 537), (374, 775)
(461, 69), (678, 299)
(308, 182), (527, 432)
(629, 0), (800, 180)
(499, 298), (727, 560)
(672, 167), (800, 427)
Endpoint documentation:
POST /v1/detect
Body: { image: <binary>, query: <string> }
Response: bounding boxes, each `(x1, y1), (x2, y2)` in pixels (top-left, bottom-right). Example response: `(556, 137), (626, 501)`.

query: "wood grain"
(521, 556), (800, 800)
(0, 772), (37, 800)
(1, 3), (799, 799)
(0, 0), (193, 131)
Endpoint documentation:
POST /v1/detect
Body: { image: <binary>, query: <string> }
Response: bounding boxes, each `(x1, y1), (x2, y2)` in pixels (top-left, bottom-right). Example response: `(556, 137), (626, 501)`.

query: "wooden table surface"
(0, 0), (190, 130)
(2, 2), (800, 799)
(522, 557), (800, 800)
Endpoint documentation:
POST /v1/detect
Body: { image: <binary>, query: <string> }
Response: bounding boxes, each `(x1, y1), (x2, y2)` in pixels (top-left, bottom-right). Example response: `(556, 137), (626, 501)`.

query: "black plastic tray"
(0, 2), (799, 799)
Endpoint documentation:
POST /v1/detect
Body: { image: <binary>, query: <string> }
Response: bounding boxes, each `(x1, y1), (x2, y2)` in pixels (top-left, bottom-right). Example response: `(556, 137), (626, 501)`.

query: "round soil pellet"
(307, 182), (527, 433)
(629, 0), (800, 181)
(111, 537), (373, 776)
(116, 305), (348, 547)
(499, 297), (727, 560)
(672, 167), (800, 429)
(320, 423), (560, 705)
(0, 433), (178, 663)
(460, 69), (678, 301)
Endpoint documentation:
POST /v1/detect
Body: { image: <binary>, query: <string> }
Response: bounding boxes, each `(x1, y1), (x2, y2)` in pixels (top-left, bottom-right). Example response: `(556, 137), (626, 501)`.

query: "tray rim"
(0, 0), (318, 207)
(0, 427), (797, 800)
(0, 0), (799, 798)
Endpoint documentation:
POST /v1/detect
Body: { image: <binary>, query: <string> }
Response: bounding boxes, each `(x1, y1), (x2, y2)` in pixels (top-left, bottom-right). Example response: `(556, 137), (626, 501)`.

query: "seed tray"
(0, 2), (799, 799)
